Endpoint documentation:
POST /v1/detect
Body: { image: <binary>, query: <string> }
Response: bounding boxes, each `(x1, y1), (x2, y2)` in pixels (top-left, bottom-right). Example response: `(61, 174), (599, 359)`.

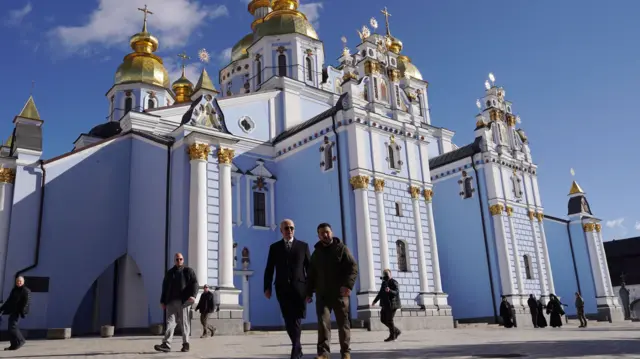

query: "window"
(147, 97), (155, 110)
(256, 60), (262, 84)
(238, 116), (255, 133)
(124, 96), (133, 114)
(306, 57), (313, 81)
(512, 175), (523, 198)
(380, 82), (388, 103)
(464, 177), (474, 199)
(395, 85), (401, 106)
(253, 192), (266, 227)
(523, 255), (533, 280)
(373, 78), (379, 100)
(395, 201), (402, 216)
(278, 54), (287, 77)
(396, 240), (408, 272)
(387, 144), (401, 171)
(323, 144), (333, 170)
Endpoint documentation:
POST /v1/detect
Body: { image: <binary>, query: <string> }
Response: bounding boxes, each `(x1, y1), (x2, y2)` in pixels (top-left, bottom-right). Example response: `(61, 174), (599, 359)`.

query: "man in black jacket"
(264, 219), (311, 359)
(0, 276), (31, 351)
(372, 269), (401, 342)
(154, 252), (199, 353)
(195, 284), (217, 337)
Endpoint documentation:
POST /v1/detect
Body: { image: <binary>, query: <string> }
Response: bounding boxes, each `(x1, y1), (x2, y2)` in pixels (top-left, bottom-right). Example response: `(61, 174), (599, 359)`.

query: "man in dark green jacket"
(306, 223), (358, 359)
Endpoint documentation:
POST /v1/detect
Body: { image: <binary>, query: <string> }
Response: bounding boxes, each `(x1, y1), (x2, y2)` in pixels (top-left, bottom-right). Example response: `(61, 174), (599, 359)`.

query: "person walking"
(195, 284), (217, 337)
(372, 269), (401, 342)
(154, 252), (199, 353)
(306, 223), (358, 359)
(527, 294), (539, 328)
(546, 294), (566, 328)
(575, 292), (588, 328)
(0, 276), (31, 351)
(264, 219), (311, 359)
(499, 296), (515, 328)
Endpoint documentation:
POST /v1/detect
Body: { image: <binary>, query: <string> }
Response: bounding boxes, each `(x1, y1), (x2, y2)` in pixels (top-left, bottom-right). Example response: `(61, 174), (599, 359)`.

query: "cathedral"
(0, 0), (624, 336)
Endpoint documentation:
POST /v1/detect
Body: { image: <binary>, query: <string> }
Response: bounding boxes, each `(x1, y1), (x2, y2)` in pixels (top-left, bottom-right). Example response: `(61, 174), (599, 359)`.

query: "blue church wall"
(568, 221), (597, 314)
(300, 97), (331, 123)
(544, 217), (580, 316)
(432, 164), (499, 320)
(168, 142), (190, 276)
(222, 100), (271, 142)
(6, 137), (133, 330)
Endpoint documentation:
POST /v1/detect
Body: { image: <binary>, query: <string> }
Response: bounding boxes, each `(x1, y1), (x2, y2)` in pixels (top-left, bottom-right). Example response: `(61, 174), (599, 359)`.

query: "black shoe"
(181, 343), (190, 352)
(210, 327), (217, 337)
(384, 336), (395, 342)
(394, 328), (402, 339)
(4, 346), (16, 351)
(154, 343), (171, 352)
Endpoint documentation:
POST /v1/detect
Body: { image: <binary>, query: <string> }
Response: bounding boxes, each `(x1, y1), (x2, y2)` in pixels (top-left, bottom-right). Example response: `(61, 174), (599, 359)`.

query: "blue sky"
(0, 0), (638, 240)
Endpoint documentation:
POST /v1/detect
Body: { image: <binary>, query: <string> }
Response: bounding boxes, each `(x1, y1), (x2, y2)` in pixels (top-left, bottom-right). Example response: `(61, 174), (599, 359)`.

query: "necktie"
(285, 241), (291, 252)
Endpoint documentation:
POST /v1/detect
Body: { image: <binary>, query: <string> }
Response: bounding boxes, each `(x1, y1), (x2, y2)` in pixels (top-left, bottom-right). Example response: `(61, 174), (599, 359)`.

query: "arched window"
(306, 57), (313, 81)
(147, 97), (155, 110)
(380, 82), (388, 102)
(512, 175), (523, 198)
(278, 54), (287, 77)
(395, 201), (402, 216)
(396, 240), (408, 272)
(523, 254), (533, 279)
(256, 59), (262, 84)
(464, 177), (474, 199)
(124, 97), (133, 114)
(373, 78), (379, 100)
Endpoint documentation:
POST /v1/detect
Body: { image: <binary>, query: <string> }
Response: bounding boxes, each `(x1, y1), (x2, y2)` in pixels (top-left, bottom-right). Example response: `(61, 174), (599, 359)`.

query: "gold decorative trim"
(583, 223), (595, 232)
(217, 148), (235, 165)
(373, 178), (385, 192)
(535, 212), (544, 222)
(527, 210), (535, 221)
(350, 175), (370, 190)
(364, 60), (381, 75)
(188, 143), (211, 161)
(489, 204), (504, 216)
(387, 68), (400, 82)
(506, 114), (516, 127)
(0, 168), (16, 184)
(423, 189), (433, 202)
(594, 223), (602, 232)
(505, 206), (513, 216)
(408, 186), (421, 199)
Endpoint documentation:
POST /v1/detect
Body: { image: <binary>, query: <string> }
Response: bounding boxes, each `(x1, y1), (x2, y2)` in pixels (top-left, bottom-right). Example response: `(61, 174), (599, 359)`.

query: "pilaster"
(489, 203), (516, 299)
(349, 175), (376, 303)
(0, 168), (15, 298)
(187, 143), (210, 294)
(536, 212), (555, 295)
(527, 210), (548, 297)
(373, 179), (390, 272)
(409, 186), (431, 306)
(423, 189), (443, 294)
(505, 206), (525, 306)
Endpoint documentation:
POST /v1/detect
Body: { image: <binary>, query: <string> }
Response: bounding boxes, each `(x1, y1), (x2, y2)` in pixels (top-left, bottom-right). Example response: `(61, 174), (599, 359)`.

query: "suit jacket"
(264, 238), (311, 317)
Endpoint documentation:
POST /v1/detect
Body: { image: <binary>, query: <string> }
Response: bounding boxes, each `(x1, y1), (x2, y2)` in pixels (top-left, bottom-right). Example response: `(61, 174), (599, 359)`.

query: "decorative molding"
(188, 143), (211, 161)
(535, 212), (544, 222)
(0, 168), (15, 184)
(217, 148), (235, 164)
(349, 175), (370, 190)
(505, 206), (513, 216)
(489, 204), (504, 216)
(583, 223), (596, 232)
(527, 210), (535, 221)
(595, 223), (602, 232)
(408, 186), (420, 199)
(373, 178), (385, 192)
(422, 189), (433, 202)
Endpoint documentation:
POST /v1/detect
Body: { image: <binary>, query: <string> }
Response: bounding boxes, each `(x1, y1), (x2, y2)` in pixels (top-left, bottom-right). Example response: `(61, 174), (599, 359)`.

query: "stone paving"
(1, 321), (639, 358)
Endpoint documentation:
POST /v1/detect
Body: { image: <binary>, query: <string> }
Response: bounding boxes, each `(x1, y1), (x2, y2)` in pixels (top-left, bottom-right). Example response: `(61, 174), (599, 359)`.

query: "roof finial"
(568, 168), (584, 195)
(137, 4), (153, 33)
(30, 80), (35, 95)
(381, 7), (392, 36)
(177, 51), (190, 76)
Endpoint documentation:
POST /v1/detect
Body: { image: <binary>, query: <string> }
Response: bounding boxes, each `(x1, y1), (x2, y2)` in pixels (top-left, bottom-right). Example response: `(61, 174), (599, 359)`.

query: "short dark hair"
(317, 223), (332, 232)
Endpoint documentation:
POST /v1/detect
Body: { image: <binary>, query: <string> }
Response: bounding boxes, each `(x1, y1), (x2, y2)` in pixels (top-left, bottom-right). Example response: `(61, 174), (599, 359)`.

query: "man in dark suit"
(264, 219), (311, 359)
(0, 276), (31, 351)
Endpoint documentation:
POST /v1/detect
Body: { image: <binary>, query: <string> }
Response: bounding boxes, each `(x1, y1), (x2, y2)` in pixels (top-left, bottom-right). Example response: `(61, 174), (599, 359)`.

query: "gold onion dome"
(397, 55), (423, 81)
(114, 8), (170, 89)
(172, 69), (194, 103)
(255, 0), (318, 40)
(231, 33), (254, 62)
(387, 36), (403, 54)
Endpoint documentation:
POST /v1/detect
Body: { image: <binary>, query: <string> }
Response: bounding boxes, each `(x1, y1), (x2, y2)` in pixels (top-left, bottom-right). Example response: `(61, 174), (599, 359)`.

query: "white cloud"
(605, 218), (625, 229)
(164, 57), (204, 85)
(49, 0), (228, 54)
(300, 2), (323, 29)
(217, 48), (232, 65)
(635, 221), (640, 231)
(5, 2), (32, 26)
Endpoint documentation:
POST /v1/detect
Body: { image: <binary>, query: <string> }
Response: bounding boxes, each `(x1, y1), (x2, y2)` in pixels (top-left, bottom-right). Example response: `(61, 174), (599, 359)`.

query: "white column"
(269, 181), (276, 230)
(188, 144), (210, 289)
(527, 210), (547, 296)
(409, 187), (429, 295)
(583, 223), (606, 297)
(218, 147), (235, 289)
(490, 203), (516, 297)
(536, 212), (555, 295)
(350, 175), (376, 294)
(0, 168), (15, 298)
(423, 189), (442, 293)
(594, 225), (614, 294)
(373, 179), (390, 272)
(506, 207), (525, 297)
(242, 273), (251, 322)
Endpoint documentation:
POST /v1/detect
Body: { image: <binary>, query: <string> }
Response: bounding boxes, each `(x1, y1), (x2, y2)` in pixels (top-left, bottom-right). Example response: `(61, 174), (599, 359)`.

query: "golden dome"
(172, 68), (194, 103)
(255, 13), (318, 40)
(397, 55), (423, 81)
(114, 18), (170, 89)
(231, 33), (254, 62)
(387, 36), (403, 54)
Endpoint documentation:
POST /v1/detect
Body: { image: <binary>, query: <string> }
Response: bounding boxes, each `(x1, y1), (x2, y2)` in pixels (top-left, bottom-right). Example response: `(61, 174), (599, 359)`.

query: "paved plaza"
(1, 321), (639, 358)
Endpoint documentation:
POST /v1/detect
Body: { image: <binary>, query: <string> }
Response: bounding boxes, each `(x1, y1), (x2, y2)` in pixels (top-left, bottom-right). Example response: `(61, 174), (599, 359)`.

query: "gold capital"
(505, 206), (513, 216)
(506, 114), (516, 127)
(0, 168), (16, 184)
(489, 204), (504, 216)
(527, 210), (535, 221)
(423, 189), (433, 202)
(594, 223), (602, 232)
(583, 223), (595, 232)
(536, 212), (544, 222)
(408, 186), (420, 199)
(350, 175), (370, 190)
(373, 178), (385, 192)
(188, 143), (211, 161)
(217, 148), (235, 164)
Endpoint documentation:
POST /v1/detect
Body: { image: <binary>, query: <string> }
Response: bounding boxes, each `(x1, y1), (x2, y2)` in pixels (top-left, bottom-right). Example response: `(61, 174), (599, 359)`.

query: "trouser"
(530, 308), (539, 327)
(316, 296), (350, 356)
(200, 313), (215, 336)
(163, 300), (191, 346)
(8, 314), (25, 348)
(284, 315), (302, 353)
(380, 307), (398, 337)
(577, 307), (588, 327)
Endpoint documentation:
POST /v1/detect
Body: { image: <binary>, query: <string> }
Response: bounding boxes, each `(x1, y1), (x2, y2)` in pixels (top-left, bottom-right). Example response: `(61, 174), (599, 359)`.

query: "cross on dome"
(381, 7), (392, 36)
(137, 4), (153, 32)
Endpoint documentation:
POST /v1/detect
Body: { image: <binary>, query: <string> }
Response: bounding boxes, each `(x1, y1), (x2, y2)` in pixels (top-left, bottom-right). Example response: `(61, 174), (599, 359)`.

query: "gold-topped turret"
(248, 0), (272, 31)
(255, 0), (318, 40)
(172, 52), (194, 103)
(569, 180), (584, 195)
(194, 68), (218, 94)
(114, 5), (170, 89)
(381, 7), (403, 54)
(18, 96), (41, 121)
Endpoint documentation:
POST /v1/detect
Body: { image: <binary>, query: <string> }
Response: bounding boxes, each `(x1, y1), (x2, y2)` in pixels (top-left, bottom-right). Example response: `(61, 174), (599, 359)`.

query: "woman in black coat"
(546, 294), (566, 328)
